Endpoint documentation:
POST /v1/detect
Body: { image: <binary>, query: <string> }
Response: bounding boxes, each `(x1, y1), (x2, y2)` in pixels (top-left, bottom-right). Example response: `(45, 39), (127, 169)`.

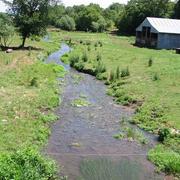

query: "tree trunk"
(20, 36), (27, 48)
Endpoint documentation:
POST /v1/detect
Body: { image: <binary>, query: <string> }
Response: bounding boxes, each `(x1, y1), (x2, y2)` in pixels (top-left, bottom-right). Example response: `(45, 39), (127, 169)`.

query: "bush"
(0, 147), (58, 180)
(153, 73), (160, 81)
(96, 53), (102, 61)
(30, 77), (38, 87)
(82, 52), (88, 62)
(87, 46), (91, 51)
(109, 70), (116, 82)
(95, 61), (106, 75)
(148, 57), (153, 67)
(69, 54), (80, 67)
(148, 145), (180, 175)
(0, 14), (15, 47)
(121, 67), (130, 77)
(158, 128), (171, 142)
(56, 15), (76, 31)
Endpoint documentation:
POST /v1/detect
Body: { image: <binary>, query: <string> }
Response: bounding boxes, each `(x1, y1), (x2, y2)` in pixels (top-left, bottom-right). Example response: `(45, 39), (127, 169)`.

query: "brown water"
(45, 44), (164, 180)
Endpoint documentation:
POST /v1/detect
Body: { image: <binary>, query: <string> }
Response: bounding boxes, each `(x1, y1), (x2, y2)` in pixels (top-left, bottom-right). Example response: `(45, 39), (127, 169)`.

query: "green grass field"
(0, 31), (66, 178)
(59, 31), (180, 131)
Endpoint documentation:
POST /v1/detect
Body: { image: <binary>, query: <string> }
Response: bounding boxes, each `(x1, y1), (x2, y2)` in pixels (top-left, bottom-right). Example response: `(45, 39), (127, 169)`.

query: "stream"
(45, 44), (164, 180)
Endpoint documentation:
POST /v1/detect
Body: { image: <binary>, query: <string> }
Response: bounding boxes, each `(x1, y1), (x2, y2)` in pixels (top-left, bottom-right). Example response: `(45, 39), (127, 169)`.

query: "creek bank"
(45, 44), (165, 180)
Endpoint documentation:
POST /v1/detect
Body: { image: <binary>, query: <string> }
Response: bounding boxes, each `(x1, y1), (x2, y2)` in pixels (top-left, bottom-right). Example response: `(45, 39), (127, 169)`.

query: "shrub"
(148, 145), (180, 175)
(91, 22), (99, 32)
(121, 67), (130, 77)
(69, 54), (80, 67)
(82, 52), (88, 62)
(153, 73), (160, 81)
(30, 77), (38, 87)
(96, 53), (102, 61)
(74, 62), (85, 71)
(94, 42), (98, 47)
(148, 57), (153, 67)
(98, 41), (103, 47)
(0, 147), (58, 180)
(0, 14), (15, 47)
(56, 15), (76, 31)
(95, 61), (106, 75)
(109, 70), (116, 82)
(87, 46), (91, 51)
(158, 128), (171, 142)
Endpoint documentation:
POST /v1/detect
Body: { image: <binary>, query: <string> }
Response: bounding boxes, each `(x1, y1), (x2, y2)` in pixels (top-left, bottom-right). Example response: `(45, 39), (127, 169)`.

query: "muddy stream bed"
(45, 44), (165, 180)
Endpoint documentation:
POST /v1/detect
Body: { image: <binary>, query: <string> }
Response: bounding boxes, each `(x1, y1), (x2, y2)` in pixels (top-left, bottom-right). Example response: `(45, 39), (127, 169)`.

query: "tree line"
(0, 0), (180, 48)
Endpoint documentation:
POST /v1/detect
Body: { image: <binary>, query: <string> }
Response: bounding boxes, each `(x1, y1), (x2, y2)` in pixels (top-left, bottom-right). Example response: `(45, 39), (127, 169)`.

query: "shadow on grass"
(0, 46), (43, 51)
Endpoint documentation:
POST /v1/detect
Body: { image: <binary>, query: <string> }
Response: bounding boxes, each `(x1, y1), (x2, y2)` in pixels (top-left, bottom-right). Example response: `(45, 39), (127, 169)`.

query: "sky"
(0, 0), (128, 12)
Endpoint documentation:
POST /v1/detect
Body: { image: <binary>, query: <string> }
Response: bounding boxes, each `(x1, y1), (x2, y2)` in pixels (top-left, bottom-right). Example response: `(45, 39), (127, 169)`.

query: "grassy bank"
(59, 30), (180, 176)
(0, 30), (65, 179)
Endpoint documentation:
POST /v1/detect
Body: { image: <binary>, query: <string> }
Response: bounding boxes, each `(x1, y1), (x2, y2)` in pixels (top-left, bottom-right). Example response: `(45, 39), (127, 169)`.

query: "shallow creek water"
(45, 44), (164, 180)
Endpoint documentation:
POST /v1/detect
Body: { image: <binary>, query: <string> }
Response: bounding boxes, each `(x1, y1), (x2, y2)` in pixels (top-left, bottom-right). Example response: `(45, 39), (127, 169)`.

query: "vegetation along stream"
(45, 44), (165, 180)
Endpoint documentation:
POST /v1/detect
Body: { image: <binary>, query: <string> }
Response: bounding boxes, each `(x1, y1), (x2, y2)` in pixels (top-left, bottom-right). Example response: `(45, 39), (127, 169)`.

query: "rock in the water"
(6, 49), (13, 53)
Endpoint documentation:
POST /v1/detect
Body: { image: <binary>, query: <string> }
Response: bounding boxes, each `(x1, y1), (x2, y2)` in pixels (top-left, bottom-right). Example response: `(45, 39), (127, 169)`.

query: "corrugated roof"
(137, 17), (180, 34)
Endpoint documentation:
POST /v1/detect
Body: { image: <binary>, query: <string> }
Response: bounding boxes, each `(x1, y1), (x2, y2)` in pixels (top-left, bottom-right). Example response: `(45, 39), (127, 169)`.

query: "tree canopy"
(174, 0), (180, 18)
(117, 0), (174, 35)
(4, 0), (51, 47)
(0, 13), (15, 47)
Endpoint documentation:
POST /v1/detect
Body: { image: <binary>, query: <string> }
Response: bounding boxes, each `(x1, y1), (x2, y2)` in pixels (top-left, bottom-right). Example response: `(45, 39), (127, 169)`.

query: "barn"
(136, 17), (180, 49)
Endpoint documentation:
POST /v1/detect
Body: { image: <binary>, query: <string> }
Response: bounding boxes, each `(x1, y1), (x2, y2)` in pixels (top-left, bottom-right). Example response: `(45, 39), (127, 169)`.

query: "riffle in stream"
(45, 44), (164, 180)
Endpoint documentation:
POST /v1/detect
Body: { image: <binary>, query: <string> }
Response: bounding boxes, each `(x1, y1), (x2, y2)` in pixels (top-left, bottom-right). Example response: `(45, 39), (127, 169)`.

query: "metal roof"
(136, 17), (180, 34)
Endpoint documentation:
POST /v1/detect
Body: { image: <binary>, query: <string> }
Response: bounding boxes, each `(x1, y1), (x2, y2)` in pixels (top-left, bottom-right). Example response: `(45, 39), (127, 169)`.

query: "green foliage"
(158, 128), (171, 142)
(118, 0), (173, 35)
(174, 0), (180, 18)
(56, 15), (76, 31)
(109, 70), (116, 82)
(82, 51), (88, 62)
(0, 13), (15, 47)
(69, 54), (80, 67)
(61, 53), (69, 64)
(133, 102), (165, 132)
(87, 46), (91, 51)
(96, 53), (102, 61)
(148, 145), (180, 175)
(121, 67), (130, 77)
(7, 0), (50, 47)
(116, 66), (120, 79)
(71, 98), (90, 107)
(94, 61), (106, 75)
(148, 57), (153, 67)
(153, 73), (160, 81)
(0, 147), (58, 180)
(30, 77), (38, 87)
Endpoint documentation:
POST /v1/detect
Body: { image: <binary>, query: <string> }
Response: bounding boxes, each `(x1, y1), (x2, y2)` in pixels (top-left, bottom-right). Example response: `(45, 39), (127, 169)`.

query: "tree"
(57, 15), (76, 31)
(75, 4), (102, 31)
(118, 0), (171, 35)
(4, 0), (50, 47)
(104, 3), (124, 27)
(174, 0), (180, 18)
(0, 13), (15, 47)
(48, 4), (65, 26)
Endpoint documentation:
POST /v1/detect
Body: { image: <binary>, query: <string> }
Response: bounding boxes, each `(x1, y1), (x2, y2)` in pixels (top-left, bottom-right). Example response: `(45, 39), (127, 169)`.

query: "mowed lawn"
(59, 31), (180, 129)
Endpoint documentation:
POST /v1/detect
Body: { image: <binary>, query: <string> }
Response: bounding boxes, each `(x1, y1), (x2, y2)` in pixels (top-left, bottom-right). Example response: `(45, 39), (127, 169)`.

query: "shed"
(136, 17), (180, 49)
